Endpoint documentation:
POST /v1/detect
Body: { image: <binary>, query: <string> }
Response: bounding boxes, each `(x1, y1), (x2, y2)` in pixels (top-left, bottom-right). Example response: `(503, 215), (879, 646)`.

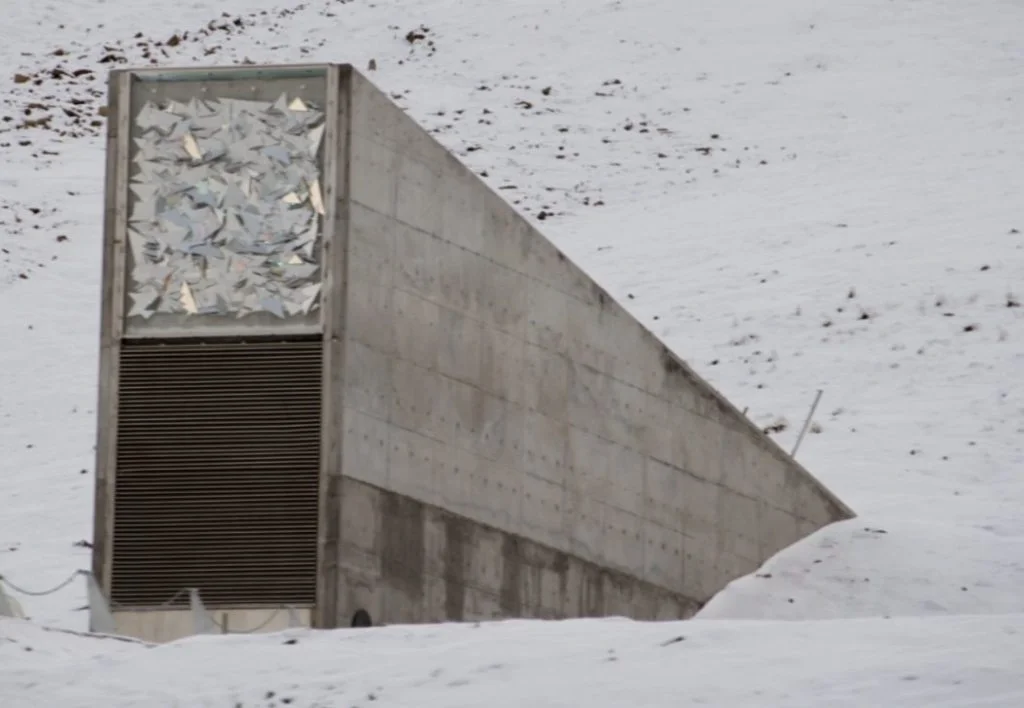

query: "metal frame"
(127, 64), (331, 83)
(92, 64), (355, 630)
(92, 69), (133, 604)
(120, 66), (329, 339)
(314, 64), (348, 628)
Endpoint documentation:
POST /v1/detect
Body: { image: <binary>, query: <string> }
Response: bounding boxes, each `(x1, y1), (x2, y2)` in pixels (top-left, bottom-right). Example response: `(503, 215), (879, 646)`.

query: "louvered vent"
(111, 338), (322, 608)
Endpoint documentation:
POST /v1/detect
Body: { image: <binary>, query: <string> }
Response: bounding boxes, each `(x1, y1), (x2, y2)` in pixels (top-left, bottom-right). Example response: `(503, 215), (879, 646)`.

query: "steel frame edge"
(92, 69), (134, 623)
(314, 64), (349, 629)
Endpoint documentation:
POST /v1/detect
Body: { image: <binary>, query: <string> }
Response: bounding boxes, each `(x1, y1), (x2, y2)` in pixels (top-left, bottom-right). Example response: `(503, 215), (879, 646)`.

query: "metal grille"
(112, 338), (322, 608)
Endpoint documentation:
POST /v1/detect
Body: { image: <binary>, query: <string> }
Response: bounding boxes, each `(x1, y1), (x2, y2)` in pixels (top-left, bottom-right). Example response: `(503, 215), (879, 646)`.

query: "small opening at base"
(351, 609), (372, 627)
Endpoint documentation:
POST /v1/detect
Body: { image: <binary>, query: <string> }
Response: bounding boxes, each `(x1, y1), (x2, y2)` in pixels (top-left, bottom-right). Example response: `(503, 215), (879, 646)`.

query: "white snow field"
(1, 0), (1023, 705)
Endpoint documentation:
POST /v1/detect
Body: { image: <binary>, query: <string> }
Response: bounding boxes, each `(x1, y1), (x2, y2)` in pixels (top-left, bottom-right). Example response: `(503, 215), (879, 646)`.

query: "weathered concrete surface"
(336, 477), (701, 625)
(110, 608), (311, 644)
(336, 66), (853, 624)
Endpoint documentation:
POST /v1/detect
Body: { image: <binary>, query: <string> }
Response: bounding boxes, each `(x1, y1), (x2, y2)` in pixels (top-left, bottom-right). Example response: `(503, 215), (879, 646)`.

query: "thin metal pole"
(791, 389), (824, 458)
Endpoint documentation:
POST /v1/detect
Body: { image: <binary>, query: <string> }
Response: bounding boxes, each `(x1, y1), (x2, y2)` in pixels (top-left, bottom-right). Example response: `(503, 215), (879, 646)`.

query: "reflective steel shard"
(126, 94), (326, 320)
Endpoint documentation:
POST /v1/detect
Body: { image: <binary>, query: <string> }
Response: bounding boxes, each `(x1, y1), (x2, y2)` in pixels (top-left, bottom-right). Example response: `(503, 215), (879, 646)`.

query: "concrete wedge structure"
(92, 64), (853, 642)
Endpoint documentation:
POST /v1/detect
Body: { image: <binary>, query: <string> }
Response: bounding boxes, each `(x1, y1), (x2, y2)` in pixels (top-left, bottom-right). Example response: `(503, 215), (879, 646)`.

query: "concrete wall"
(336, 67), (852, 624)
(111, 606), (309, 643)
(335, 476), (700, 625)
(111, 607), (312, 644)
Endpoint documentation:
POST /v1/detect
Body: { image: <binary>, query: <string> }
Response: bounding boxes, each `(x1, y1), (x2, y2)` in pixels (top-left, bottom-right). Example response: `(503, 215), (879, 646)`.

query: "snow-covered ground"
(5, 614), (1024, 708)
(1, 0), (1022, 705)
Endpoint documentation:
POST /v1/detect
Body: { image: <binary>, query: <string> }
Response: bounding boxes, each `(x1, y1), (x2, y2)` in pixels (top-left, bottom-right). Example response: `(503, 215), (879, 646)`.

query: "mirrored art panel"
(126, 93), (326, 323)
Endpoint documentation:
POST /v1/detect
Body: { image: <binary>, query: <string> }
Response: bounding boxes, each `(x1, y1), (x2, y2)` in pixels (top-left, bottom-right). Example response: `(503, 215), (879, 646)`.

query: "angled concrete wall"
(336, 476), (699, 625)
(334, 66), (853, 625)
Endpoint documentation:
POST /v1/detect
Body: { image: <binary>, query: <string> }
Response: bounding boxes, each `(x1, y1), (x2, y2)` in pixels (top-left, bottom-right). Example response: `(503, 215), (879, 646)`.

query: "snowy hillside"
(1, 0), (1023, 705)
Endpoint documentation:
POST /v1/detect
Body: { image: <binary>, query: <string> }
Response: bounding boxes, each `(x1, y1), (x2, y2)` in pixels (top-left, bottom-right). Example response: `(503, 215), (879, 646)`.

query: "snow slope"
(4, 614), (1024, 708)
(1, 0), (1023, 705)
